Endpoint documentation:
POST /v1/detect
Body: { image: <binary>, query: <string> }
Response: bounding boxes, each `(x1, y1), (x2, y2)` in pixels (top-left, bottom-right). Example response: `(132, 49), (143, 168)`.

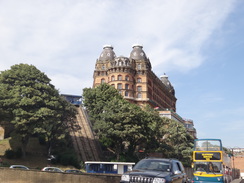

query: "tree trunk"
(21, 136), (29, 158)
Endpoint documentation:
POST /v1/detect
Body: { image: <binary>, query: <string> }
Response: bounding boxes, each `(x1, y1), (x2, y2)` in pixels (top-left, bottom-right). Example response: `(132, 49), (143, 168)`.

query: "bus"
(85, 161), (135, 174)
(192, 139), (232, 183)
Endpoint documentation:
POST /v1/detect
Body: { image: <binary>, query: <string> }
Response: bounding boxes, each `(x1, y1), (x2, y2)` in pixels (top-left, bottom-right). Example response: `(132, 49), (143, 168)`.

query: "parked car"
(42, 167), (63, 172)
(120, 158), (187, 183)
(10, 165), (29, 170)
(64, 169), (83, 174)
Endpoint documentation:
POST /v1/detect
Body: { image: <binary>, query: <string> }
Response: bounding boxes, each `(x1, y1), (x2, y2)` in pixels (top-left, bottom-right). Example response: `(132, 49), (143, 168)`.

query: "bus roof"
(194, 139), (223, 151)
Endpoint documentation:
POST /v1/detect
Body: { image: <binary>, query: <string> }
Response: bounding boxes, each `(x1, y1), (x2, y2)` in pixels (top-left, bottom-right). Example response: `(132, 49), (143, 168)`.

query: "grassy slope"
(0, 137), (76, 170)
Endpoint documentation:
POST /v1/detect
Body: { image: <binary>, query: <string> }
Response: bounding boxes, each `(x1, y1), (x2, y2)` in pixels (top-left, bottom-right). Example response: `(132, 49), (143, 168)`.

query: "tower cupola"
(130, 44), (151, 70)
(98, 45), (116, 62)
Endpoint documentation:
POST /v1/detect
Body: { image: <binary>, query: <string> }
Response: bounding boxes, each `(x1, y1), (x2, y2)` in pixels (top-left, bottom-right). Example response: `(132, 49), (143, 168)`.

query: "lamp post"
(177, 124), (179, 160)
(230, 148), (235, 171)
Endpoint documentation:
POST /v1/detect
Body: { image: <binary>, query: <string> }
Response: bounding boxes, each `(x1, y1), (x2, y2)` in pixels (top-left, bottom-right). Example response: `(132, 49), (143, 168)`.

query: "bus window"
(194, 162), (222, 173)
(194, 139), (222, 151)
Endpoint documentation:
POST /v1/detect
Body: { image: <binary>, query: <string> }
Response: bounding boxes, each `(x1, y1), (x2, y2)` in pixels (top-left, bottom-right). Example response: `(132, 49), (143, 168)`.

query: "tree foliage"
(158, 120), (194, 165)
(0, 64), (76, 157)
(83, 83), (194, 164)
(83, 84), (147, 160)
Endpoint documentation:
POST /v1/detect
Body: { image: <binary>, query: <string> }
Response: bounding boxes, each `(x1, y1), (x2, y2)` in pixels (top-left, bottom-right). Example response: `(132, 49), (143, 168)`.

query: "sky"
(0, 0), (243, 148)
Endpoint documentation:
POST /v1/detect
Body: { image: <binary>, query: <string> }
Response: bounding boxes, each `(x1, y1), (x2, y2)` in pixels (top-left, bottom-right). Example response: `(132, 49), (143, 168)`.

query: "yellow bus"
(192, 139), (232, 183)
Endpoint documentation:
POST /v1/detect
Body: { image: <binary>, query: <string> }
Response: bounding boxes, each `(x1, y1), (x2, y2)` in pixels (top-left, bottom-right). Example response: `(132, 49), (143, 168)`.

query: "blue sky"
(0, 0), (243, 148)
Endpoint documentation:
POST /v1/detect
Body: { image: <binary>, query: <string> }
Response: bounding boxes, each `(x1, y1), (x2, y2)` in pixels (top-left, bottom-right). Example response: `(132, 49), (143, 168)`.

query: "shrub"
(58, 153), (80, 169)
(4, 148), (23, 159)
(5, 149), (15, 159)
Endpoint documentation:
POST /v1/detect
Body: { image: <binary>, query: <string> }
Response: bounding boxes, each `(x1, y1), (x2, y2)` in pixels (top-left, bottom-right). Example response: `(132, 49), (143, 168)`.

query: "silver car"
(42, 167), (63, 172)
(10, 165), (29, 170)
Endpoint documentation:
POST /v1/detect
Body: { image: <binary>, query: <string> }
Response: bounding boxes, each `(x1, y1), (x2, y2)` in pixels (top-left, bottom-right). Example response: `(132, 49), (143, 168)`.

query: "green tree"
(82, 83), (124, 124)
(83, 83), (194, 164)
(142, 106), (172, 156)
(83, 84), (149, 161)
(0, 64), (76, 157)
(161, 120), (194, 166)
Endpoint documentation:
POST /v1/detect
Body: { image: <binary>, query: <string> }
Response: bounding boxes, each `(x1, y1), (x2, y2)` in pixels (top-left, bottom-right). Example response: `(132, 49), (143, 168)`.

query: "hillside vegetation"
(0, 137), (76, 170)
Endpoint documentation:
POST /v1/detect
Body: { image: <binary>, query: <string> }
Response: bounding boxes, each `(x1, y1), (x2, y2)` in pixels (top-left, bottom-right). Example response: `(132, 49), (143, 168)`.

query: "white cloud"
(0, 0), (237, 93)
(50, 73), (84, 95)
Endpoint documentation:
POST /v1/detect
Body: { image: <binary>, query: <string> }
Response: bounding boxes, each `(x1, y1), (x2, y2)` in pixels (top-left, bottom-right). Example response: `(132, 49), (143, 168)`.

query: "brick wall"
(233, 157), (244, 173)
(0, 168), (121, 183)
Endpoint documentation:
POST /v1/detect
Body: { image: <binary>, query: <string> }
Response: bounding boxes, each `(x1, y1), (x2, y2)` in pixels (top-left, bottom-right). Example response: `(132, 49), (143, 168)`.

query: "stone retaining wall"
(0, 168), (121, 183)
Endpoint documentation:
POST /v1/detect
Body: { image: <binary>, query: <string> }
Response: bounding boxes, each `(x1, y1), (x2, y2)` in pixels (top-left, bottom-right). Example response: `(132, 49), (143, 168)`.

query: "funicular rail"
(69, 106), (100, 162)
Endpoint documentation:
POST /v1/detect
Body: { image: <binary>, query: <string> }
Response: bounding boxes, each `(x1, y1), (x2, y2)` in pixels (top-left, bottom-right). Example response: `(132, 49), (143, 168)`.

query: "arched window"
(137, 78), (142, 83)
(125, 75), (130, 81)
(137, 93), (142, 98)
(125, 84), (129, 90)
(111, 75), (115, 81)
(101, 78), (105, 83)
(137, 86), (142, 91)
(118, 75), (122, 80)
(117, 83), (122, 89)
(125, 91), (129, 97)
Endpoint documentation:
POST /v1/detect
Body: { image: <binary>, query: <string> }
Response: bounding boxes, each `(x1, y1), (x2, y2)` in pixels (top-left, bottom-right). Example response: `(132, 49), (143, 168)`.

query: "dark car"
(64, 169), (83, 174)
(120, 158), (187, 183)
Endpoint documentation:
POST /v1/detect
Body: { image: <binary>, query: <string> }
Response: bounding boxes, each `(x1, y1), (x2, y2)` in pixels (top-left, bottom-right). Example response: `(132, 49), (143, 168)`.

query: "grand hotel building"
(93, 44), (176, 111)
(93, 44), (196, 138)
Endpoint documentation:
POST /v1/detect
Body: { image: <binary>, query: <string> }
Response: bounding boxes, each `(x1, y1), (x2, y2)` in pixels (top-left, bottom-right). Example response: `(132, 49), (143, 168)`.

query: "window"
(137, 78), (142, 83)
(101, 79), (105, 83)
(125, 84), (129, 90)
(118, 75), (122, 80)
(125, 91), (129, 97)
(117, 83), (122, 89)
(137, 86), (142, 91)
(125, 75), (130, 81)
(137, 64), (141, 69)
(111, 76), (115, 81)
(137, 93), (142, 98)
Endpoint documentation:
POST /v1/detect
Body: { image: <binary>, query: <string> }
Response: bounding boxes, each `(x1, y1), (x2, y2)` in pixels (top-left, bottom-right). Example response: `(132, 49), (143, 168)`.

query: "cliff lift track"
(69, 106), (100, 162)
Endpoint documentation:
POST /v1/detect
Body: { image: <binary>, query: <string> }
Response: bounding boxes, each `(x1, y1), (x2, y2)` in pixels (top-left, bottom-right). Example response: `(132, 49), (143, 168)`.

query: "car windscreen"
(133, 159), (171, 172)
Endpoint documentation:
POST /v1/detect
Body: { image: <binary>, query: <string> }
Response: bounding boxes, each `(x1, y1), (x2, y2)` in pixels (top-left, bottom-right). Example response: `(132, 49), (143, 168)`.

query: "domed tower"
(93, 45), (116, 87)
(160, 74), (175, 96)
(129, 44), (152, 106)
(98, 45), (116, 62)
(130, 44), (151, 71)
